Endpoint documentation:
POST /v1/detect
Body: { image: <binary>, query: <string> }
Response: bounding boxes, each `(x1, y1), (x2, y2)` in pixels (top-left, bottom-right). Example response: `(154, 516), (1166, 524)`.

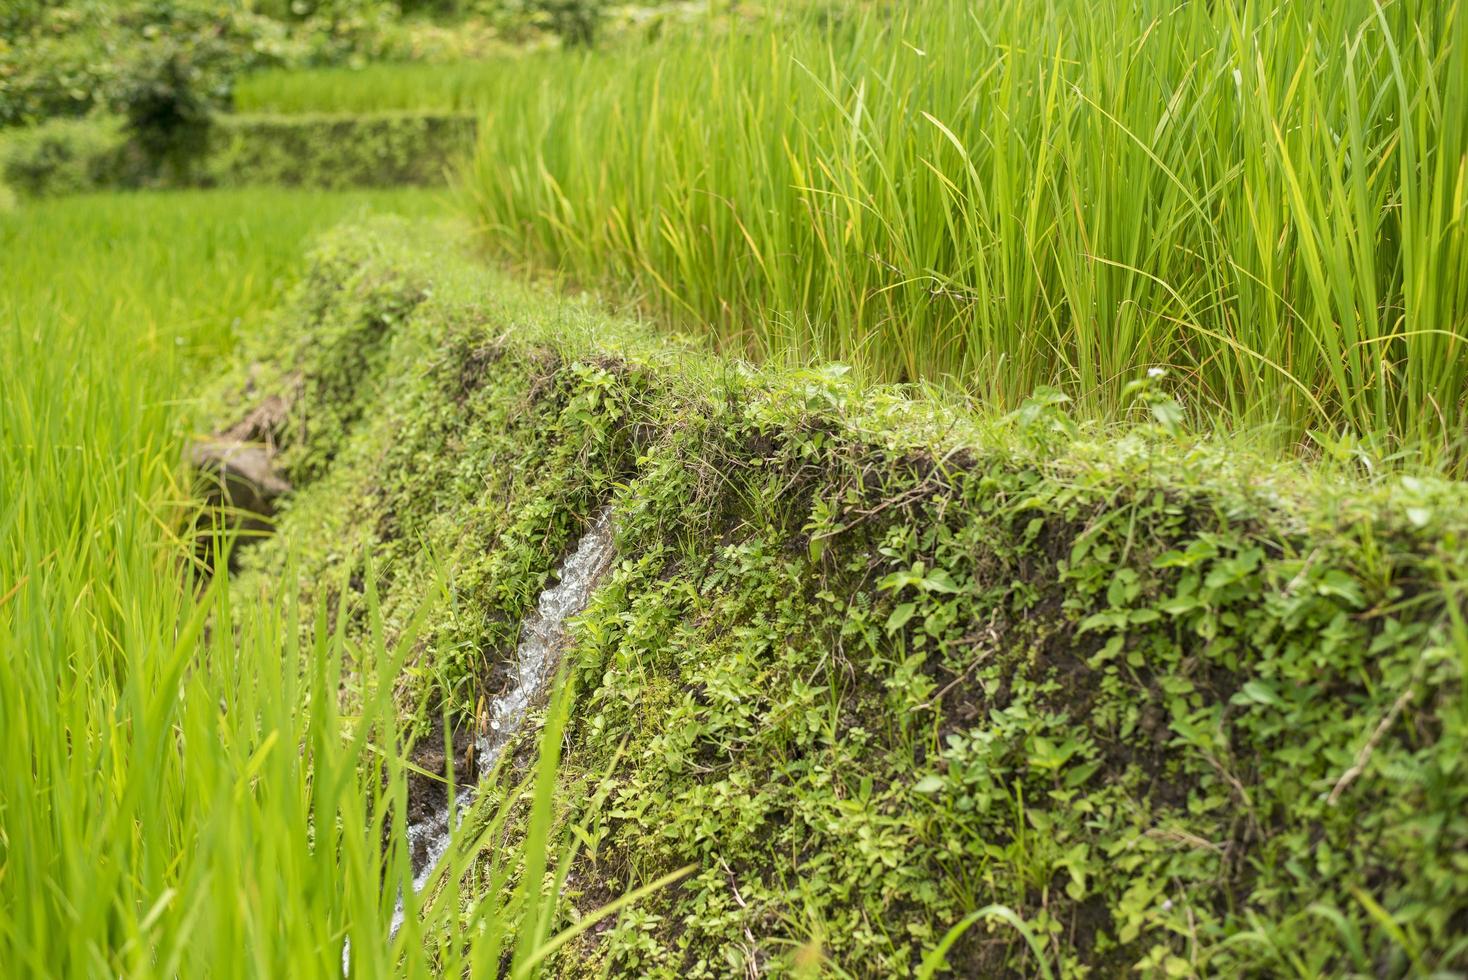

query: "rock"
(191, 439), (292, 520)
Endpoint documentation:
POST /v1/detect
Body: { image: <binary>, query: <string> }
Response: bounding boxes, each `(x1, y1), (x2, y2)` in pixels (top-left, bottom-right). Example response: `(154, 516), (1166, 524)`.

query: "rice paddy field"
(234, 61), (503, 115)
(0, 191), (591, 977)
(2, 0), (1467, 975)
(462, 0), (1468, 469)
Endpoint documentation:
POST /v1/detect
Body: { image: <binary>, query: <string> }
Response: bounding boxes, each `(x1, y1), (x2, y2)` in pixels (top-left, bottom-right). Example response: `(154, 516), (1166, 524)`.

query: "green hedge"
(208, 112), (476, 188)
(0, 112), (475, 197)
(210, 218), (1468, 976)
(0, 118), (148, 197)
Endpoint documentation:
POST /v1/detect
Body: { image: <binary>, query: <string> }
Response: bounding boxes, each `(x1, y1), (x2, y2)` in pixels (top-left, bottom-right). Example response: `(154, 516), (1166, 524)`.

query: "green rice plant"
(235, 60), (507, 115)
(0, 189), (614, 977)
(461, 0), (1468, 469)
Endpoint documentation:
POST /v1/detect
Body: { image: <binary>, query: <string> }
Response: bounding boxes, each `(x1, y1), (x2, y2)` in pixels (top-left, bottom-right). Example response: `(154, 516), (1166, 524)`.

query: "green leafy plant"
(112, 47), (216, 178)
(533, 0), (605, 47)
(195, 219), (1467, 975)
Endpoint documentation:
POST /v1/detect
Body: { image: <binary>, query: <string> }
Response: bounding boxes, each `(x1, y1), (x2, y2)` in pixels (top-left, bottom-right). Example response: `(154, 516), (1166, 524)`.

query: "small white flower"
(1147, 367), (1166, 379)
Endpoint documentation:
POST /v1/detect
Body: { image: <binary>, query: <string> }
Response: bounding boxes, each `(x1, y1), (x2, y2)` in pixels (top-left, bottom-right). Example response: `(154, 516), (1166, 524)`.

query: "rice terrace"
(2, 1), (1466, 976)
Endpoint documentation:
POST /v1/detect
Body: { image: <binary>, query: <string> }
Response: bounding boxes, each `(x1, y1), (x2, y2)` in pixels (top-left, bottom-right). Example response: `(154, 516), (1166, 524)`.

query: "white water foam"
(366, 507), (617, 958)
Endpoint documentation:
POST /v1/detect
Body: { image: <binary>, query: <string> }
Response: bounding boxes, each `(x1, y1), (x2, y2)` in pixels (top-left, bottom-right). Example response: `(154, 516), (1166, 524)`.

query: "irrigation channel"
(353, 507), (617, 964)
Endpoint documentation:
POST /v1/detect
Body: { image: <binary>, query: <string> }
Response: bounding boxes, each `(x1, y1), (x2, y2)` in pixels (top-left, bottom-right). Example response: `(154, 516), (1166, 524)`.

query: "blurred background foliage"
(0, 0), (686, 128)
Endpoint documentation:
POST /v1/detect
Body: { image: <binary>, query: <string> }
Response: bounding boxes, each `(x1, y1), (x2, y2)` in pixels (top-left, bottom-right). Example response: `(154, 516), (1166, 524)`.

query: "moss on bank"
(212, 218), (1468, 977)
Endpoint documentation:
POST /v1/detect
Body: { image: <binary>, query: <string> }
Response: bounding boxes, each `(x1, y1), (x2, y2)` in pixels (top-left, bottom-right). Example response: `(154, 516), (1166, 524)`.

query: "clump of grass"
(461, 0), (1468, 469)
(235, 60), (507, 115)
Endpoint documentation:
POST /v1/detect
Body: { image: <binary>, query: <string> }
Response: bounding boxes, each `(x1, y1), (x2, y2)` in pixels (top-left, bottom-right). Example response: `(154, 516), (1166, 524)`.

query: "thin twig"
(1327, 686), (1414, 806)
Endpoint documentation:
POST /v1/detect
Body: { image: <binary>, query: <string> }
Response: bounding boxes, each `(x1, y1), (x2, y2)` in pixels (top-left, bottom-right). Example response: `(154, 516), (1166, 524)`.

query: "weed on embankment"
(212, 217), (1468, 976)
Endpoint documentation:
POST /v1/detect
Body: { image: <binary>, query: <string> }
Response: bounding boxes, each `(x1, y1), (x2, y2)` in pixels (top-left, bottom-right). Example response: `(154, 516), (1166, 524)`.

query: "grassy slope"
(220, 217), (1468, 977)
(234, 60), (506, 115)
(461, 0), (1468, 467)
(0, 189), (545, 979)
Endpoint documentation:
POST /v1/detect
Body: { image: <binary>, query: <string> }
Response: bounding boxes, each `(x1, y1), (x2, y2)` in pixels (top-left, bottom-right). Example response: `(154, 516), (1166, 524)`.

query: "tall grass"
(463, 0), (1468, 467)
(235, 61), (504, 115)
(0, 190), (593, 977)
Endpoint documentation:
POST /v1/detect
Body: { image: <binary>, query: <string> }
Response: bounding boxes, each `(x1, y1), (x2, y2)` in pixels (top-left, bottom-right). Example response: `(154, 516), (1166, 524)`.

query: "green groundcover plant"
(207, 217), (1467, 976)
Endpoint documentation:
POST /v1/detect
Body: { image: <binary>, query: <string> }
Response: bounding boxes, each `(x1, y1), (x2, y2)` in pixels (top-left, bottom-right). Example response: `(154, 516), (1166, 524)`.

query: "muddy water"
(389, 507), (617, 939)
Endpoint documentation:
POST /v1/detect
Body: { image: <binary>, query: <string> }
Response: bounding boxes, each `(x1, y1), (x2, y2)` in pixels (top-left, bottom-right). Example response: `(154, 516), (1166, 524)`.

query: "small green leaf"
(1316, 570), (1365, 608)
(920, 569), (961, 594)
(1164, 955), (1193, 977)
(912, 774), (945, 794)
(886, 602), (917, 633)
(1064, 761), (1101, 788)
(1234, 680), (1281, 707)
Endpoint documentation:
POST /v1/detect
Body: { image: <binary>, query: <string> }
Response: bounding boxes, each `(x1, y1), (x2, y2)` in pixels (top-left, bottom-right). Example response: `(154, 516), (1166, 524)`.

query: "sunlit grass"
(235, 61), (504, 115)
(0, 189), (597, 977)
(461, 0), (1468, 470)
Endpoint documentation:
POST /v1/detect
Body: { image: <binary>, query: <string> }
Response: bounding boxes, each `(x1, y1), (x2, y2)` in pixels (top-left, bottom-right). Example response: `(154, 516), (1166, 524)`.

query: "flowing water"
(349, 508), (617, 965)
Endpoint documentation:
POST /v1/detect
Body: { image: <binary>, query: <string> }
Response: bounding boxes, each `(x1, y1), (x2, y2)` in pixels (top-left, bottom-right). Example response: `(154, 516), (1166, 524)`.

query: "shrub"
(112, 48), (217, 180)
(0, 29), (117, 127)
(0, 111), (475, 197)
(532, 0), (605, 47)
(0, 1), (44, 35)
(206, 112), (477, 188)
(0, 0), (394, 129)
(0, 117), (138, 196)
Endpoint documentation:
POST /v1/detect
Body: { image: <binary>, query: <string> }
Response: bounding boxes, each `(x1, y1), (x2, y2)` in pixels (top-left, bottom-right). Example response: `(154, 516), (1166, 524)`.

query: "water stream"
(349, 507), (617, 965)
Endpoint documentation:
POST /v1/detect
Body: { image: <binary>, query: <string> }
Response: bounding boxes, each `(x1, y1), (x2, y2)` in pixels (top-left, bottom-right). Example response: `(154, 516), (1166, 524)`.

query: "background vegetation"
(0, 0), (681, 128)
(234, 59), (504, 114)
(463, 0), (1468, 469)
(0, 112), (477, 196)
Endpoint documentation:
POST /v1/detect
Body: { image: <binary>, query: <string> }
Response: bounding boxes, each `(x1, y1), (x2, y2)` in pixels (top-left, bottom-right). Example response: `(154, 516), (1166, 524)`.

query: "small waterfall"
(347, 507), (617, 968)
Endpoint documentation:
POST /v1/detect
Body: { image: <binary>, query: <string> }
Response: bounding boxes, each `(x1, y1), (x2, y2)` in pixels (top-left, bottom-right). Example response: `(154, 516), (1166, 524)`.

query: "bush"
(0, 0), (46, 36)
(0, 117), (140, 196)
(0, 29), (116, 127)
(0, 0), (649, 130)
(0, 1), (393, 129)
(0, 3), (287, 128)
(206, 112), (477, 188)
(112, 48), (217, 180)
(532, 0), (605, 47)
(0, 111), (475, 197)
